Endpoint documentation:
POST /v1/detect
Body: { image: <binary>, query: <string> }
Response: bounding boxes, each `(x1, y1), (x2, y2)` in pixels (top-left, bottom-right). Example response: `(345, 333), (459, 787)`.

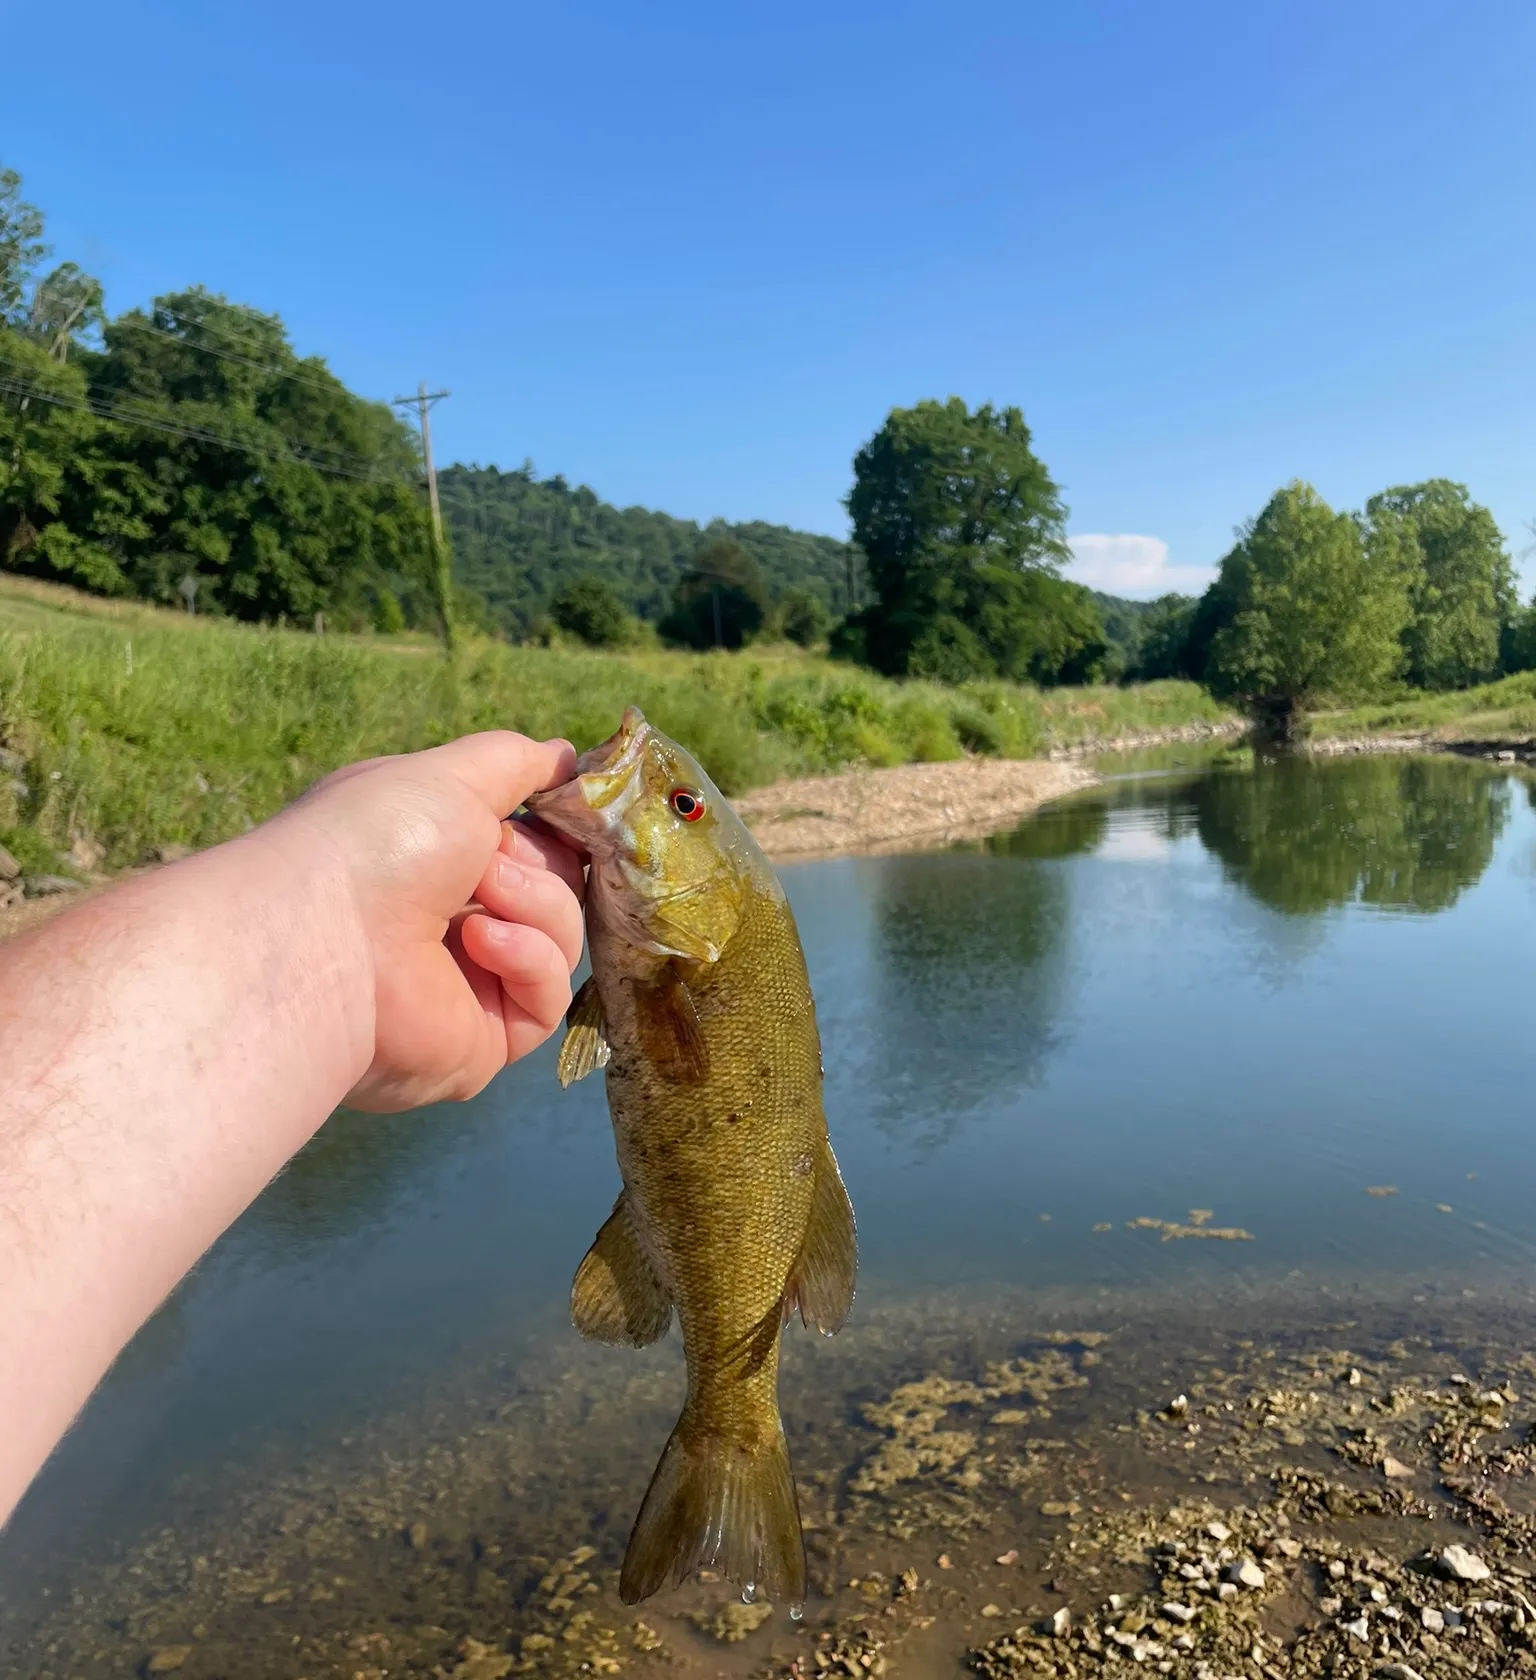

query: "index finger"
(422, 732), (577, 821)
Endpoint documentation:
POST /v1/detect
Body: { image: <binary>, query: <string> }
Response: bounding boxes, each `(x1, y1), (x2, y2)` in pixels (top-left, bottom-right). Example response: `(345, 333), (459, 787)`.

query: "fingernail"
(495, 855), (526, 892)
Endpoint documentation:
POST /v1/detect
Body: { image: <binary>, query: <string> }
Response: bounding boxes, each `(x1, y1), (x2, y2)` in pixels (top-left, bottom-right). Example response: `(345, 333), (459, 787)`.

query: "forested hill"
(438, 464), (858, 638)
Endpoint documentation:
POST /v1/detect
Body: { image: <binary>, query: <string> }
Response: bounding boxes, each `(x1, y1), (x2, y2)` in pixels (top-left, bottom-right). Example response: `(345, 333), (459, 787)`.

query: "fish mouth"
(524, 706), (651, 844)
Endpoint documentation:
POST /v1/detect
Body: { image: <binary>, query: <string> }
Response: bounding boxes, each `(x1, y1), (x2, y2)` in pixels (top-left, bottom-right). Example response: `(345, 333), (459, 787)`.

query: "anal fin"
(572, 1196), (672, 1346)
(557, 976), (611, 1088)
(784, 1143), (857, 1334)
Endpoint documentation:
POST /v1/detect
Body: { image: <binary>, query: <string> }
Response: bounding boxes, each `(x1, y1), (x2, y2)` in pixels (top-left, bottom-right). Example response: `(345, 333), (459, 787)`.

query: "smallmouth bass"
(525, 707), (856, 1607)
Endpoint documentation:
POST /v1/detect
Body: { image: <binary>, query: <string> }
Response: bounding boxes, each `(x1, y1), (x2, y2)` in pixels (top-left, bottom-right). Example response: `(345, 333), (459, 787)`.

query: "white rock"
(1374, 1665), (1427, 1680)
(1342, 1615), (1370, 1641)
(1216, 1582), (1238, 1603)
(1204, 1521), (1231, 1542)
(1161, 1603), (1196, 1624)
(1167, 1394), (1189, 1417)
(1227, 1559), (1265, 1590)
(1046, 1607), (1071, 1637)
(1440, 1544), (1492, 1583)
(1420, 1607), (1444, 1632)
(1382, 1456), (1413, 1480)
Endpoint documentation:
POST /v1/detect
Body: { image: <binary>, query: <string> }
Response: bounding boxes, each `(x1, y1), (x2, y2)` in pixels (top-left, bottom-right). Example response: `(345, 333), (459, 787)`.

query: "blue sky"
(6, 0), (1533, 597)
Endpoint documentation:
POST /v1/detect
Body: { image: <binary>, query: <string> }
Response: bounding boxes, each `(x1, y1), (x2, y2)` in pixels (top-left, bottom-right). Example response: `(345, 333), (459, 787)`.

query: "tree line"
(4, 159), (1529, 721)
(0, 169), (445, 633)
(1132, 479), (1529, 736)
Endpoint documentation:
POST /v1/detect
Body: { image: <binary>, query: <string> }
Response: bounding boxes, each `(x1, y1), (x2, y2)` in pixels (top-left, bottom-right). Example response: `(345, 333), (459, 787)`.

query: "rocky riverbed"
(8, 1275), (1536, 1680)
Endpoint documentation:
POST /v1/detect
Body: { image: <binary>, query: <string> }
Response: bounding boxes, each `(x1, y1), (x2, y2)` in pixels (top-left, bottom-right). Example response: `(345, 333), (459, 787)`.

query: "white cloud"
(1097, 824), (1172, 863)
(1064, 533), (1216, 600)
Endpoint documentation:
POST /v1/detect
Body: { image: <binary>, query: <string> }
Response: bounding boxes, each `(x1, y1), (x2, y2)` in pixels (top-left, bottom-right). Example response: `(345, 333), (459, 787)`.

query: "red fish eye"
(669, 788), (705, 821)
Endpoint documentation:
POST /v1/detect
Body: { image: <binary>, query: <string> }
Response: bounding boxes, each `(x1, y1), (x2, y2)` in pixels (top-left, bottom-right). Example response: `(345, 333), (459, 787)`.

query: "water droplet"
(789, 1602), (804, 1622)
(742, 1581), (756, 1605)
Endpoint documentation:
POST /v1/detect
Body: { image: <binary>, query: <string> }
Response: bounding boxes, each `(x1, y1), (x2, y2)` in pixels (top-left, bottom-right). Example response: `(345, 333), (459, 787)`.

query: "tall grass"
(0, 580), (1231, 869)
(1320, 672), (1536, 741)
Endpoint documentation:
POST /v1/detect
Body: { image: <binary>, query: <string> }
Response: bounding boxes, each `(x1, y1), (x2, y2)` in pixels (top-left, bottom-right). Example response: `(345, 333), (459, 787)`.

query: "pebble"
(1160, 1602), (1196, 1624)
(146, 1650), (191, 1674)
(1375, 1666), (1427, 1680)
(1420, 1607), (1444, 1632)
(1440, 1544), (1491, 1583)
(1227, 1558), (1265, 1590)
(1342, 1615), (1370, 1641)
(1045, 1608), (1071, 1637)
(1166, 1395), (1189, 1418)
(1382, 1455), (1414, 1479)
(1216, 1582), (1238, 1603)
(407, 1520), (429, 1551)
(1204, 1520), (1230, 1542)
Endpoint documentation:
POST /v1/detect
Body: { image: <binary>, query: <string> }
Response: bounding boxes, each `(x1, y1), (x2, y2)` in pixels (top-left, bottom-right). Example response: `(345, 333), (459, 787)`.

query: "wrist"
(223, 810), (380, 1103)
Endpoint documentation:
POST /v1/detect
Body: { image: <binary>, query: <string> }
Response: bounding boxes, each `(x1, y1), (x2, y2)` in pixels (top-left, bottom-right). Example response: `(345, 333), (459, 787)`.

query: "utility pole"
(393, 381), (453, 650)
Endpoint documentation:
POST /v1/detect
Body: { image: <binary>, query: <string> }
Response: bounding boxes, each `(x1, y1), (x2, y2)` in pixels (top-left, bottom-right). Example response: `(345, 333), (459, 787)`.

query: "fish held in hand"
(525, 706), (856, 1606)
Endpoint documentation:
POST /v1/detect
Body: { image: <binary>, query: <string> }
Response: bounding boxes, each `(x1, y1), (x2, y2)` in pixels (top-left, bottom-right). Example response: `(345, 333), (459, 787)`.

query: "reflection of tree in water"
(1192, 756), (1510, 916)
(860, 804), (1105, 1146)
(981, 797), (1110, 860)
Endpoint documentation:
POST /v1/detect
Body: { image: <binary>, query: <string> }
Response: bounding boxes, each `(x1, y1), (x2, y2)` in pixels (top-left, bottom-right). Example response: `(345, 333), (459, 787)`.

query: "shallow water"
(5, 751), (1536, 1676)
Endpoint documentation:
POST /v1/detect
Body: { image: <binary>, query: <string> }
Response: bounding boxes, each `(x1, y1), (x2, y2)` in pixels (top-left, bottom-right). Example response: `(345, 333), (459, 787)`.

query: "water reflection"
(858, 807), (1104, 1144)
(1190, 755), (1510, 915)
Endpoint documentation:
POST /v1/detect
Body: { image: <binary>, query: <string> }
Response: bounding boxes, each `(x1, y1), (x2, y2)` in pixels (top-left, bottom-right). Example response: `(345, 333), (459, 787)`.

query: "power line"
(113, 311), (358, 401)
(0, 368), (405, 485)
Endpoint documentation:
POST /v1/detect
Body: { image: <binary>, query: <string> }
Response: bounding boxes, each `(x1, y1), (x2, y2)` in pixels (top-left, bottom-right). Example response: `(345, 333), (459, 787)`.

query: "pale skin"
(0, 731), (587, 1528)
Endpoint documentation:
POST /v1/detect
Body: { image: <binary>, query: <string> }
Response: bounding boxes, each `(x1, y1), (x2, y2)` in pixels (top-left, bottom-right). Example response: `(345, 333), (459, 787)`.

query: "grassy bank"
(1317, 670), (1536, 745)
(0, 576), (1231, 871)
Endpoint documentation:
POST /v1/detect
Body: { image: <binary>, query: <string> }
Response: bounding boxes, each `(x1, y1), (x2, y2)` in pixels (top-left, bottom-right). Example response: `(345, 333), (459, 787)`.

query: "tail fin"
(619, 1409), (805, 1605)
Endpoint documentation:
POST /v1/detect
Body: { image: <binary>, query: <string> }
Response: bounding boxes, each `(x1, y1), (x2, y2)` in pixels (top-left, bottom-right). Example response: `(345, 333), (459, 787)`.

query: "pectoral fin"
(572, 1196), (672, 1346)
(557, 976), (611, 1088)
(631, 969), (709, 1084)
(783, 1143), (858, 1334)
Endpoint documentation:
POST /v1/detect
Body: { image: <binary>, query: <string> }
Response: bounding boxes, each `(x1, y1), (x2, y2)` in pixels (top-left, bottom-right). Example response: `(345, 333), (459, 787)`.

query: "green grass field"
(0, 575), (1232, 871)
(1318, 673), (1536, 745)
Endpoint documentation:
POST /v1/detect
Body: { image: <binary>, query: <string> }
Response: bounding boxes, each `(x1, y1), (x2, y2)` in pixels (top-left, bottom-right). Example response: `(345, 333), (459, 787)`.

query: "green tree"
(659, 537), (769, 649)
(777, 585), (833, 647)
(1503, 594), (1536, 674)
(550, 574), (631, 646)
(1365, 480), (1513, 689)
(1128, 592), (1199, 680)
(845, 397), (1098, 683)
(0, 168), (46, 319)
(1206, 481), (1410, 737)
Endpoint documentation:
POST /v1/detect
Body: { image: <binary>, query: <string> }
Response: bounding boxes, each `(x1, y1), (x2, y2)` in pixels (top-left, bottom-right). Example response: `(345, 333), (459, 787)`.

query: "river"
(4, 750), (1535, 1678)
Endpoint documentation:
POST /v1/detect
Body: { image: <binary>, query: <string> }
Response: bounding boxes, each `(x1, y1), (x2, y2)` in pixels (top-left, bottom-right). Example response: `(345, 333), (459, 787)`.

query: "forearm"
(0, 816), (374, 1521)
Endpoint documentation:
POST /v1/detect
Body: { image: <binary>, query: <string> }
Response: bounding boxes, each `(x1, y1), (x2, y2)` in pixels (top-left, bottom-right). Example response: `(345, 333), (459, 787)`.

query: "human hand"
(279, 732), (586, 1112)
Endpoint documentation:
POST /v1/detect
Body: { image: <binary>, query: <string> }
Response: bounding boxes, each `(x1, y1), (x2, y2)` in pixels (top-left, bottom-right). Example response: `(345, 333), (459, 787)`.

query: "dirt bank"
(735, 757), (1097, 860)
